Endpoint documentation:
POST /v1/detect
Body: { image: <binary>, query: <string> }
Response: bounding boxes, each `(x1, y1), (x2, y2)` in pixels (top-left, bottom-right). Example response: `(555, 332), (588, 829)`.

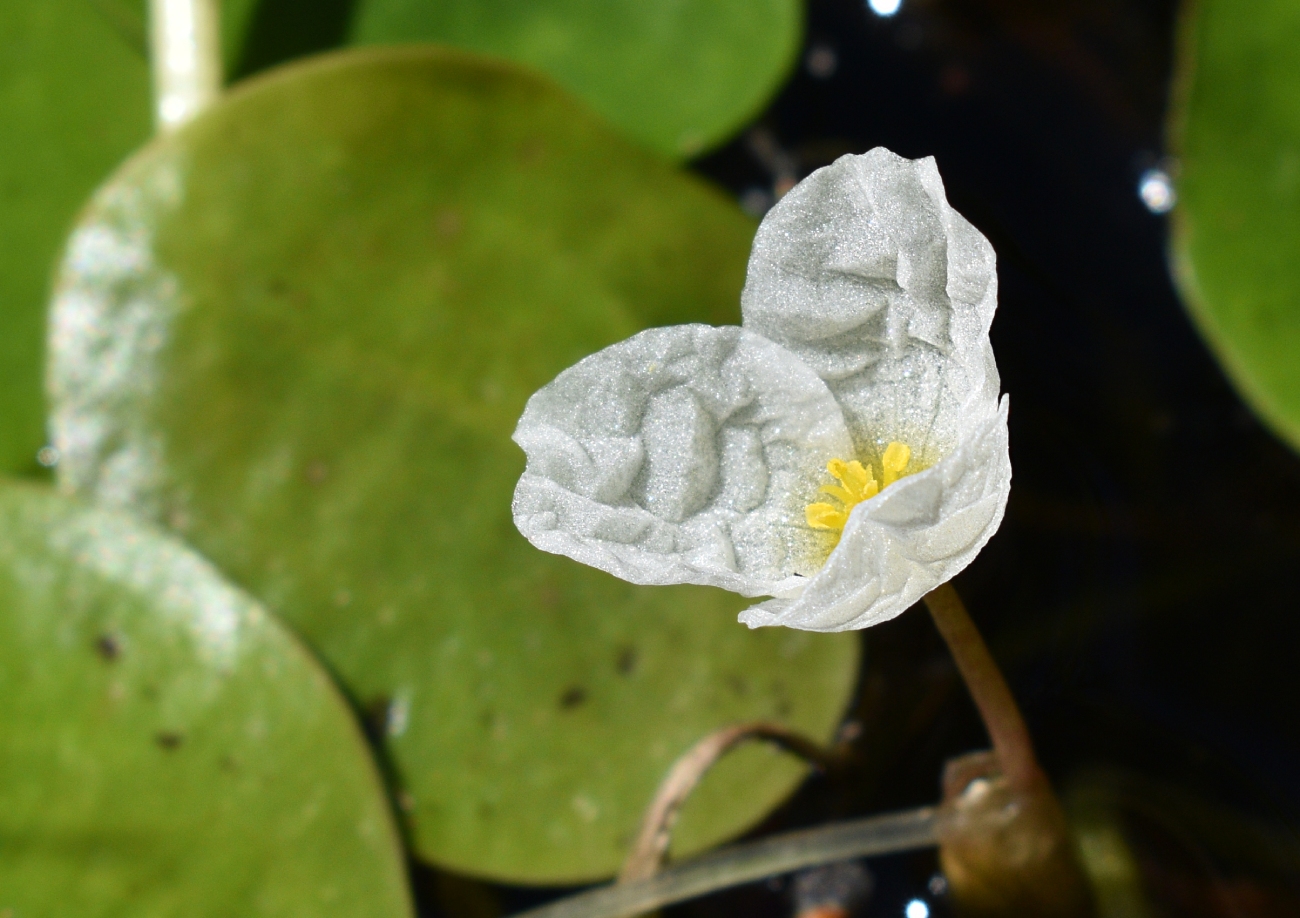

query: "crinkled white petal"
(512, 324), (855, 595)
(512, 147), (1012, 633)
(739, 396), (1011, 632)
(740, 148), (999, 460)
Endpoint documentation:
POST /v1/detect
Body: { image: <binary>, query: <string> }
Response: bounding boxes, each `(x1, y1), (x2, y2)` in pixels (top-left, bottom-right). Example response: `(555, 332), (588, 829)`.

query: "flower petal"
(741, 148), (999, 460)
(513, 324), (855, 595)
(739, 395), (1011, 631)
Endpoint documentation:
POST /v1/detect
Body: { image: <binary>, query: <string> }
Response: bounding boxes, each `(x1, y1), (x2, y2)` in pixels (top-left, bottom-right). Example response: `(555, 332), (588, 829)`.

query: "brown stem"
(923, 582), (1042, 791)
(619, 722), (842, 883)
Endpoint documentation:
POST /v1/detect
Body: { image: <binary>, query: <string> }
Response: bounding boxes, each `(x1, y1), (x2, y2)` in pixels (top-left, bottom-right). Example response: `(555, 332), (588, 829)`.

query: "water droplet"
(1139, 168), (1176, 214)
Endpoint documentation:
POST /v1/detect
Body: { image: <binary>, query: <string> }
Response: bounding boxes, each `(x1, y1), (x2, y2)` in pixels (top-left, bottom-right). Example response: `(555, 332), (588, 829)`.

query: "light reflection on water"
(1138, 168), (1176, 214)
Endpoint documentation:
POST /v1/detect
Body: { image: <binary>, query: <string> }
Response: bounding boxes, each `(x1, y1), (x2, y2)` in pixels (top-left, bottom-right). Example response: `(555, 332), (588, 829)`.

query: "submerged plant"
(512, 148), (1011, 631)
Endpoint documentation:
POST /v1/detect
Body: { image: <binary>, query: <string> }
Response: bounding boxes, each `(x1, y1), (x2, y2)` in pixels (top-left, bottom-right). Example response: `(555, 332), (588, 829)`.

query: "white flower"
(511, 148), (1011, 631)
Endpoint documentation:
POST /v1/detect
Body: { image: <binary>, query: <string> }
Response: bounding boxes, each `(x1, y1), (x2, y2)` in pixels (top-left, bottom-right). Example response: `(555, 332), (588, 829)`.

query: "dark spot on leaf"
(477, 800), (495, 820)
(436, 209), (462, 238)
(305, 460), (329, 485)
(141, 684), (160, 701)
(398, 791), (416, 813)
(537, 583), (562, 610)
(95, 633), (122, 661)
(559, 685), (587, 710)
(219, 754), (239, 772)
(727, 673), (749, 696)
(155, 731), (183, 750)
(616, 646), (638, 675)
(518, 137), (546, 163)
(771, 679), (792, 717)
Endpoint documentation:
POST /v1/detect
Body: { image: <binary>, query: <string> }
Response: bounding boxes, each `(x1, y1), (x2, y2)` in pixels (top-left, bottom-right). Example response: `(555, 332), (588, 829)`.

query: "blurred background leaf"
(0, 0), (150, 476)
(0, 479), (413, 917)
(47, 47), (861, 884)
(0, 0), (260, 479)
(1171, 0), (1300, 453)
(347, 0), (804, 158)
(229, 0), (803, 159)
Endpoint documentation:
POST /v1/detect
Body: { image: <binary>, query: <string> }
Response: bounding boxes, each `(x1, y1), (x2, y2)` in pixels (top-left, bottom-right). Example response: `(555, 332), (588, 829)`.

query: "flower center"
(805, 442), (913, 538)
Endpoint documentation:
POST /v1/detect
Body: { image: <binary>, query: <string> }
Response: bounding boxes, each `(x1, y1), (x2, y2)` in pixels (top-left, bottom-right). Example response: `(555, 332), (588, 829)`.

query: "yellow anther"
(806, 503), (849, 531)
(805, 442), (916, 540)
(881, 441), (911, 486)
(825, 459), (876, 501)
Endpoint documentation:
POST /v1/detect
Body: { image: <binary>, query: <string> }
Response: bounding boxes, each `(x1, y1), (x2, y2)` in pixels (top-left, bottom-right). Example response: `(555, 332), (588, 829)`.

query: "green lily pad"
(1171, 0), (1300, 452)
(47, 47), (861, 883)
(0, 480), (413, 916)
(0, 0), (151, 475)
(349, 0), (802, 158)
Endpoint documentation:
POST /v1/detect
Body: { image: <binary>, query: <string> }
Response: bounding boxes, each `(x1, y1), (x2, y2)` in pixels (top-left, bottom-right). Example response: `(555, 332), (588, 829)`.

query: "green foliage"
(0, 480), (413, 917)
(1172, 0), (1300, 452)
(0, 0), (261, 479)
(349, 0), (803, 158)
(47, 47), (861, 883)
(0, 0), (151, 476)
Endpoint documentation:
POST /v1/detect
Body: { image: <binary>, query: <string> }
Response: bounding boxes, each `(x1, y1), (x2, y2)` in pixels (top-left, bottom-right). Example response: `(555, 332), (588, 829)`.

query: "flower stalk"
(924, 584), (1095, 918)
(923, 583), (1040, 790)
(149, 0), (222, 131)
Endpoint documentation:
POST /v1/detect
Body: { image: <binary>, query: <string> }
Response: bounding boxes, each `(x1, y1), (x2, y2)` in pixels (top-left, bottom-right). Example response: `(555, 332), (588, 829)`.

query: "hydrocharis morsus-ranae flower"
(511, 148), (1010, 631)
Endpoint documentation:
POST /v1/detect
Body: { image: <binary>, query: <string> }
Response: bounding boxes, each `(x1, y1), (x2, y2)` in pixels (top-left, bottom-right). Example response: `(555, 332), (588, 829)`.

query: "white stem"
(149, 0), (222, 131)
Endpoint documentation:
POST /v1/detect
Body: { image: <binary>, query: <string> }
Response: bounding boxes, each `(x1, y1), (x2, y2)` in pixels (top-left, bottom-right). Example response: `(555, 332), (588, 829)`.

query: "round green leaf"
(0, 480), (413, 917)
(0, 0), (151, 475)
(1171, 0), (1300, 452)
(348, 0), (802, 158)
(47, 47), (861, 883)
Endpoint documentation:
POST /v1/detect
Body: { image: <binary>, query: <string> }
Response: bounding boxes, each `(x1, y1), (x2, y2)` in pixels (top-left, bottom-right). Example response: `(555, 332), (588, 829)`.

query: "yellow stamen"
(805, 441), (914, 540)
(881, 441), (912, 486)
(806, 503), (849, 531)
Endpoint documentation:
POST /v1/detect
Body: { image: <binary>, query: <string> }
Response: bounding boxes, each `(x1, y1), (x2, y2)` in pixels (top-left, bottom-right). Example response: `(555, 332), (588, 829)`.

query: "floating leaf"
(1171, 0), (1300, 452)
(349, 0), (802, 158)
(48, 47), (861, 883)
(0, 0), (261, 478)
(0, 480), (413, 916)
(0, 0), (150, 475)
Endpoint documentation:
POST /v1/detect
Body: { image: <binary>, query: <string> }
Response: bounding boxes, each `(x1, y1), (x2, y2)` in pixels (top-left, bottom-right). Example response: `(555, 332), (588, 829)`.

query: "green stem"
(512, 807), (939, 918)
